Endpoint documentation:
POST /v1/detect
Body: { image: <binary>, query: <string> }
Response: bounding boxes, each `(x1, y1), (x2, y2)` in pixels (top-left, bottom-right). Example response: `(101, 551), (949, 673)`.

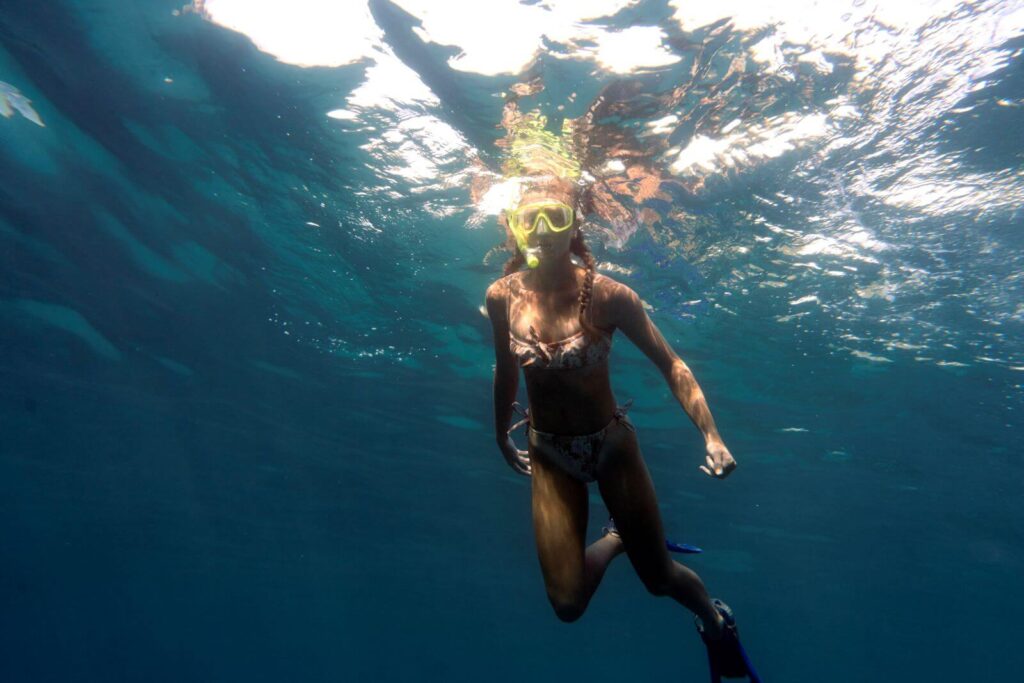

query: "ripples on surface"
(187, 0), (1024, 385)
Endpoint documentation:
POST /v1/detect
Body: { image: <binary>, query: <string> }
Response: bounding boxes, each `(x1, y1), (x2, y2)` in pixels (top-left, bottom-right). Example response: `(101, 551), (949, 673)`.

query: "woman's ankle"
(698, 602), (726, 639)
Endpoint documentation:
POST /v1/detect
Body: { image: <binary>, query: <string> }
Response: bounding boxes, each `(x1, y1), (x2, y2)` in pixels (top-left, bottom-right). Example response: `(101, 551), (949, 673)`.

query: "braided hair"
(570, 229), (602, 340)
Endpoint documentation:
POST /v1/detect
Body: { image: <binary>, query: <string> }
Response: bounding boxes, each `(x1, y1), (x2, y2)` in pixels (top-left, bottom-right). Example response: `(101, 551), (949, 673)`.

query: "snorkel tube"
(507, 208), (541, 269)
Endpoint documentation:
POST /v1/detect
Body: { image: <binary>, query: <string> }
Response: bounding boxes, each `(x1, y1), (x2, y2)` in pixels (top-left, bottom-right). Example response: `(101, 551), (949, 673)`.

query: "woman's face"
(513, 186), (579, 262)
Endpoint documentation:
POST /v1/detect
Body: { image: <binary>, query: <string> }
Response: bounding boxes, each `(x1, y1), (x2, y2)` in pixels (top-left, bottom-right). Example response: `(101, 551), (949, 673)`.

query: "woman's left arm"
(609, 283), (737, 478)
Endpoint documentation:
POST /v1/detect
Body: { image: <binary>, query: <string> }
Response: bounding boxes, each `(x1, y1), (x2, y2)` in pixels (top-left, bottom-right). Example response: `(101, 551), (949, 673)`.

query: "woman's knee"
(547, 591), (587, 622)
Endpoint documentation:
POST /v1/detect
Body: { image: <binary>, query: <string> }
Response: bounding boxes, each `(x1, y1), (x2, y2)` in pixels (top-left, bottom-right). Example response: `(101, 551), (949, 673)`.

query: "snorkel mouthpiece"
(509, 222), (538, 268)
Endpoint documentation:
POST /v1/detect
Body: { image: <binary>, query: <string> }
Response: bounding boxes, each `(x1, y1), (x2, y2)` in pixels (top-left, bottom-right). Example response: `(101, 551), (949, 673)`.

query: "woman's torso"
(504, 269), (619, 434)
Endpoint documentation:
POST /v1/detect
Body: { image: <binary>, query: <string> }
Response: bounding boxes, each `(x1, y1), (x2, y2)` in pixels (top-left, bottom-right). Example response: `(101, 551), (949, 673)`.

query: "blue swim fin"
(697, 599), (762, 682)
(666, 539), (703, 554)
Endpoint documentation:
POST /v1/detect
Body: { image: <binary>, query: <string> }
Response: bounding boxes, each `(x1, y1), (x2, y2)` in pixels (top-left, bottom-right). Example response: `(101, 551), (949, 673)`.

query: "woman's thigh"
(596, 423), (673, 583)
(530, 442), (590, 599)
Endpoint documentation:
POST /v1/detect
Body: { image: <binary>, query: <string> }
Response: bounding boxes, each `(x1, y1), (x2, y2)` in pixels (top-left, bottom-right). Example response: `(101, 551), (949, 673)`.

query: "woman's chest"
(509, 290), (584, 341)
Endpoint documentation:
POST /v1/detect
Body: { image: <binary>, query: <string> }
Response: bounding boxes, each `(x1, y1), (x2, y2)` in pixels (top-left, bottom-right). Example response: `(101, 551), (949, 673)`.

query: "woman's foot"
(599, 519), (626, 553)
(697, 603), (727, 640)
(695, 599), (761, 681)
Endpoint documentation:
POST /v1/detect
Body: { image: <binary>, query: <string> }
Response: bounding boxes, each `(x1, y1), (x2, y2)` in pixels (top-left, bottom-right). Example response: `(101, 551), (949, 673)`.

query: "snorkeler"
(485, 173), (761, 682)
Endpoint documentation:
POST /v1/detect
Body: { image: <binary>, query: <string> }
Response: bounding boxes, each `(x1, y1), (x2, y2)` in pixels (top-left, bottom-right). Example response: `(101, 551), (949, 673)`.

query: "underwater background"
(1, 1), (1022, 680)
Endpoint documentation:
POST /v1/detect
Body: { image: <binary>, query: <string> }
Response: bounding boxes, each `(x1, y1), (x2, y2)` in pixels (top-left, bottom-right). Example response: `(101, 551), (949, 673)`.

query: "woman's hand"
(499, 434), (532, 476)
(700, 439), (737, 479)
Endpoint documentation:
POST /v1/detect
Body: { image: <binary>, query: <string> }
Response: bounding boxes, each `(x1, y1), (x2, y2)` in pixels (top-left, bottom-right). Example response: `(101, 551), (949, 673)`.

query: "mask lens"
(520, 207), (543, 233)
(542, 205), (573, 231)
(511, 203), (575, 233)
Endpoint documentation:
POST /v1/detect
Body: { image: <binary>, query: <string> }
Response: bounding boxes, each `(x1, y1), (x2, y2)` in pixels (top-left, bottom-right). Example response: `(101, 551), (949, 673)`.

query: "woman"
(485, 175), (759, 681)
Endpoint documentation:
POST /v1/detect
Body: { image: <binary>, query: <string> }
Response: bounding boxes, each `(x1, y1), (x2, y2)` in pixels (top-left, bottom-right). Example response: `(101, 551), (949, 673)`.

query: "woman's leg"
(596, 423), (724, 636)
(530, 445), (625, 622)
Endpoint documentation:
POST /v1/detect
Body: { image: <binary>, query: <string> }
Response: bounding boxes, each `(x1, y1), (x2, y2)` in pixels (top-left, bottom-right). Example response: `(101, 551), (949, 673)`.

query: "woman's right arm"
(486, 279), (530, 476)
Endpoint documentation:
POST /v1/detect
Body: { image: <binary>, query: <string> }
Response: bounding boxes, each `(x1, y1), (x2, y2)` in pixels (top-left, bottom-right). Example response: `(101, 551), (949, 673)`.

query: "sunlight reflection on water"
(190, 0), (1024, 373)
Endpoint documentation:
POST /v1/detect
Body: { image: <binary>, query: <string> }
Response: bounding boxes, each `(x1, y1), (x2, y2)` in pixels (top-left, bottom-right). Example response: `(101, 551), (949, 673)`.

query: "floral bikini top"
(506, 272), (613, 370)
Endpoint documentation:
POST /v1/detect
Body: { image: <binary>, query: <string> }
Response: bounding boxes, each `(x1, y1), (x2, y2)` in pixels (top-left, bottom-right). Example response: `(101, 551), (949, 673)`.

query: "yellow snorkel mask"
(506, 200), (576, 268)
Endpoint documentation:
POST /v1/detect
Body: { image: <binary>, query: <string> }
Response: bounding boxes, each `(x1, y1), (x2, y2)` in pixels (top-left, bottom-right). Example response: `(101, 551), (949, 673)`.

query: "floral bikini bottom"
(513, 400), (635, 483)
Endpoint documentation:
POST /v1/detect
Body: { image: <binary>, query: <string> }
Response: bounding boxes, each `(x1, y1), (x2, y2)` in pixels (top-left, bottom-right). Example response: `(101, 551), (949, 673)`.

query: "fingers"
(501, 441), (532, 476)
(706, 454), (723, 477)
(509, 458), (529, 476)
(502, 450), (531, 476)
(699, 464), (729, 479)
(700, 455), (737, 480)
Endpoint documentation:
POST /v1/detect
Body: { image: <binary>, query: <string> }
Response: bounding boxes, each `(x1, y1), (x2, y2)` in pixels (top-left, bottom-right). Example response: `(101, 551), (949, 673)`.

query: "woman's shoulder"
(590, 270), (633, 301)
(590, 271), (643, 322)
(485, 271), (521, 304)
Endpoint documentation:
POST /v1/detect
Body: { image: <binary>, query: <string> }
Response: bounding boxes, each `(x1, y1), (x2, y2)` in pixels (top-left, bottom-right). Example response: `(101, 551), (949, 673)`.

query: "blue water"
(1, 1), (1022, 681)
